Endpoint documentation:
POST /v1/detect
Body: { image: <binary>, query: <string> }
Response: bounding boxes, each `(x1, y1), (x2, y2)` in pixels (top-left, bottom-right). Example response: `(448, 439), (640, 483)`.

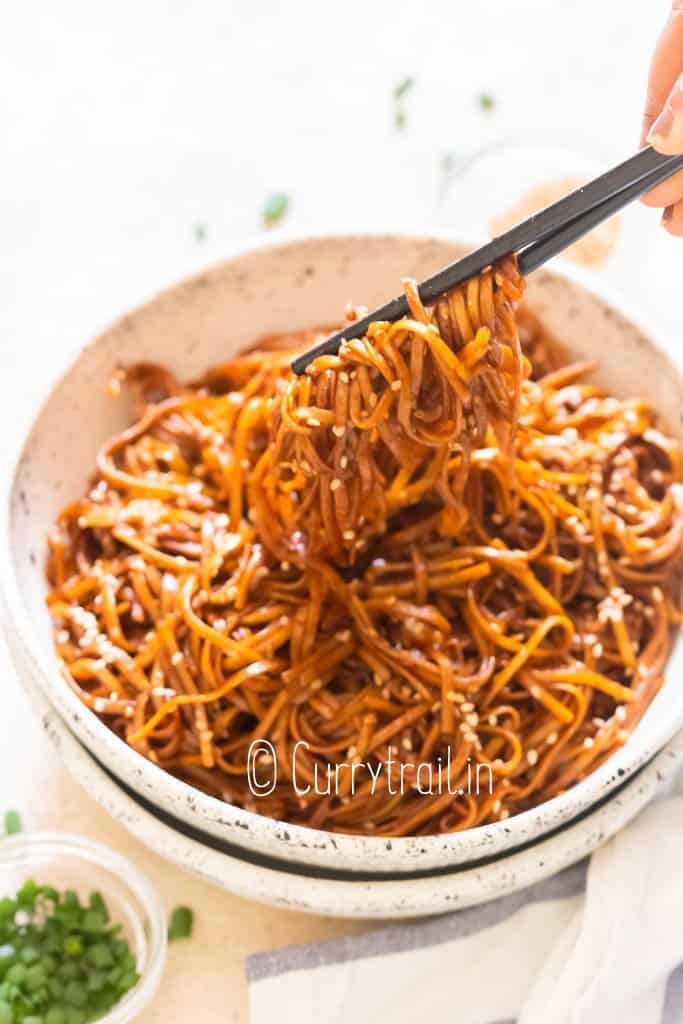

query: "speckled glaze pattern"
(3, 232), (683, 878)
(11, 629), (683, 918)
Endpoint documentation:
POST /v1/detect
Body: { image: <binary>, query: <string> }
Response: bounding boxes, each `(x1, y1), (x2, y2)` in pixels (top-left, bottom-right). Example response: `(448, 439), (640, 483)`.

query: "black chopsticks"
(291, 146), (683, 375)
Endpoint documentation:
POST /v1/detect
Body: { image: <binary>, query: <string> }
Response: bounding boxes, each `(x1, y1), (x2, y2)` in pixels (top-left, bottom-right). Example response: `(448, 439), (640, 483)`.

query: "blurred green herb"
(4, 811), (21, 836)
(194, 222), (207, 242)
(393, 77), (414, 101)
(393, 77), (415, 129)
(479, 93), (495, 112)
(262, 192), (289, 228)
(0, 880), (138, 1022)
(168, 906), (194, 942)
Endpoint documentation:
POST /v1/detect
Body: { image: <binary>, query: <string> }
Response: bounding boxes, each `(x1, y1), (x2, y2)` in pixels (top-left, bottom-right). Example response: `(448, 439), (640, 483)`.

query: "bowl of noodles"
(2, 232), (683, 878)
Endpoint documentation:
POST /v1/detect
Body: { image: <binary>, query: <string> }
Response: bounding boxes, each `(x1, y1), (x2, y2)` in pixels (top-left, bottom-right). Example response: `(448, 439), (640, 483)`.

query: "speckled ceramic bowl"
(12, 636), (683, 918)
(3, 232), (683, 877)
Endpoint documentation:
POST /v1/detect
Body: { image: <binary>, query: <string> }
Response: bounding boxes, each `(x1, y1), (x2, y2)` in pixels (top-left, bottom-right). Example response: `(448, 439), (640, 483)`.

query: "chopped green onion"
(168, 905), (194, 941)
(393, 76), (414, 100)
(0, 880), (139, 1022)
(63, 936), (82, 958)
(194, 222), (207, 242)
(262, 193), (289, 228)
(479, 92), (495, 111)
(4, 811), (21, 836)
(393, 77), (415, 130)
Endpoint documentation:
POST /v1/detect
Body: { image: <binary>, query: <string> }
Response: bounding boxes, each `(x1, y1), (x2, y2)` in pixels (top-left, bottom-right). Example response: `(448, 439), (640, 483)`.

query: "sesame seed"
(170, 651), (184, 665)
(615, 705), (627, 722)
(330, 478), (342, 492)
(583, 737), (594, 748)
(546, 732), (558, 745)
(527, 749), (538, 766)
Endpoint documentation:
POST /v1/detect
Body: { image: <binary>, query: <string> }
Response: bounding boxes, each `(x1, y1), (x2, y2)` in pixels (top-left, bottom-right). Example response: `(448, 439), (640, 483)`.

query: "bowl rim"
(0, 830), (167, 1022)
(23, 674), (683, 918)
(2, 227), (682, 869)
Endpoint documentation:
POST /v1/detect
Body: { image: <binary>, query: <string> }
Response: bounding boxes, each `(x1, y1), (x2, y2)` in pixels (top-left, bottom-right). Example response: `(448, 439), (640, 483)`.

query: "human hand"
(641, 1), (683, 235)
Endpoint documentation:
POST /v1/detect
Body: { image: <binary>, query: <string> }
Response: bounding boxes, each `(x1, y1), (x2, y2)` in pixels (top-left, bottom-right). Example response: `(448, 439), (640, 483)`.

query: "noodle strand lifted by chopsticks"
(46, 257), (683, 835)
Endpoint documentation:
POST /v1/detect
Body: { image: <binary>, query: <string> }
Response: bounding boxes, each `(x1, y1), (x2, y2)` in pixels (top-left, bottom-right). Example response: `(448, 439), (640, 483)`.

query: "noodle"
(45, 258), (683, 836)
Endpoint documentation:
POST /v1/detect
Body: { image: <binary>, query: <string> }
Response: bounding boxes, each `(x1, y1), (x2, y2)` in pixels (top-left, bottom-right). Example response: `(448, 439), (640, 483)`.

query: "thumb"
(647, 71), (683, 154)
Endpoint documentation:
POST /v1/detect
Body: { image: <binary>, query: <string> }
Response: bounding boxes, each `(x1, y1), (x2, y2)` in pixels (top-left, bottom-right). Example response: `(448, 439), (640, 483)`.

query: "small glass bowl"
(0, 832), (167, 1023)
(435, 139), (647, 285)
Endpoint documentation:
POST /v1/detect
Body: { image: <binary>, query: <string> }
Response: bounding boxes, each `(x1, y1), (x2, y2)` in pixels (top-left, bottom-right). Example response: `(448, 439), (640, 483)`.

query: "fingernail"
(647, 75), (683, 153)
(662, 205), (674, 224)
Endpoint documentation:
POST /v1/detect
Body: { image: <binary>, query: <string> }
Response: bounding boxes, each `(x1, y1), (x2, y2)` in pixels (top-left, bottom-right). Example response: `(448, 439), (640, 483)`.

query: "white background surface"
(1, 1), (681, 1020)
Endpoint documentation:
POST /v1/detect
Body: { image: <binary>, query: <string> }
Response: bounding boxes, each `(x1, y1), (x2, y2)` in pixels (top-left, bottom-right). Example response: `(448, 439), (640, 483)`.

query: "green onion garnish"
(0, 881), (139, 1022)
(4, 811), (21, 836)
(393, 77), (415, 130)
(479, 92), (495, 111)
(167, 906), (194, 942)
(194, 222), (207, 242)
(393, 76), (414, 100)
(262, 193), (289, 228)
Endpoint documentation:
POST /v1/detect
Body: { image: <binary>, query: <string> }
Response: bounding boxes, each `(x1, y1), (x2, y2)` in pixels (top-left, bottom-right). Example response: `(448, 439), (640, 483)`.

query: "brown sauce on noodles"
(46, 258), (683, 836)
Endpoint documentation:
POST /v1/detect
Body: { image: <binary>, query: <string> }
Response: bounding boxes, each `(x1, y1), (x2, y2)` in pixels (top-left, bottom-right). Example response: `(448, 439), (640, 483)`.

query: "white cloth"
(246, 796), (683, 1024)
